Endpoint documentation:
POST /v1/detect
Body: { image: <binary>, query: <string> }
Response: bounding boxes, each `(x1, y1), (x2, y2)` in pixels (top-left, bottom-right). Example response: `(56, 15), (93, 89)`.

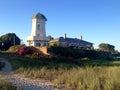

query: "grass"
(0, 52), (120, 89)
(14, 66), (120, 90)
(53, 66), (120, 90)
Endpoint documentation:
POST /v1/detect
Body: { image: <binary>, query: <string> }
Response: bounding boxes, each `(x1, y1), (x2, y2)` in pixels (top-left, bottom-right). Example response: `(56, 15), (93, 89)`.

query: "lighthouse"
(27, 13), (49, 46)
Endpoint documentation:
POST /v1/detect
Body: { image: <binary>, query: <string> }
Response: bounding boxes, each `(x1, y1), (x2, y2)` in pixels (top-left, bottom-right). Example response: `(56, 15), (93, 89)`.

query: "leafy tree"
(0, 33), (21, 50)
(98, 43), (115, 53)
(48, 35), (54, 40)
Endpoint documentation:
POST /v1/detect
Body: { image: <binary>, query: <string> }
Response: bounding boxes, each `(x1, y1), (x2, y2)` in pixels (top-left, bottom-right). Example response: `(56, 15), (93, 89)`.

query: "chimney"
(64, 33), (66, 39)
(80, 35), (82, 40)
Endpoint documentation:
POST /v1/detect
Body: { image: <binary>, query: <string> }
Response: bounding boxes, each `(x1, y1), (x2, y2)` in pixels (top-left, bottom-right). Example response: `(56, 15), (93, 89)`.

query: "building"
(27, 13), (49, 46)
(49, 34), (93, 49)
(27, 13), (93, 49)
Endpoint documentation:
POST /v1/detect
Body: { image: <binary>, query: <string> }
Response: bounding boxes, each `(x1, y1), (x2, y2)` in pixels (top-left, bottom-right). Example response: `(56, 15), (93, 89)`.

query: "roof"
(50, 37), (93, 45)
(32, 13), (47, 21)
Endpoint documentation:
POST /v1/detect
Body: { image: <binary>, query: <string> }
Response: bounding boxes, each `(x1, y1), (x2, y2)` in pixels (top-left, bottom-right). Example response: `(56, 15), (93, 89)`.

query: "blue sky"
(0, 0), (120, 51)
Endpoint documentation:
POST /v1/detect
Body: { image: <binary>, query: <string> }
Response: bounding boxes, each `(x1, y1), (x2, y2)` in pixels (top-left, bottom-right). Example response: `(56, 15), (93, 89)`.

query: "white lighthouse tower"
(27, 13), (49, 46)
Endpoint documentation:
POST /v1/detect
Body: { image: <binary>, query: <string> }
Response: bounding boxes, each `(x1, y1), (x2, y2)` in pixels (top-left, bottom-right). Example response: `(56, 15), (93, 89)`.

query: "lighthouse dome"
(32, 13), (47, 21)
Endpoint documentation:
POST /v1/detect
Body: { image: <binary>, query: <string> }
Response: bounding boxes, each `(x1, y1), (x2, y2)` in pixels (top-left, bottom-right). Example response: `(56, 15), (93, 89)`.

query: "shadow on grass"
(0, 51), (120, 71)
(75, 59), (120, 67)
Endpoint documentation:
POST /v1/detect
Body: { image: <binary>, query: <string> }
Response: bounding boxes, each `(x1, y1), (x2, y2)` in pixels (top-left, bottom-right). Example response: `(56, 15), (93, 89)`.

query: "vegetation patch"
(48, 46), (113, 60)
(7, 45), (24, 53)
(53, 66), (120, 90)
(0, 33), (21, 50)
(11, 61), (120, 90)
(0, 48), (120, 90)
(5, 53), (120, 90)
(8, 45), (46, 59)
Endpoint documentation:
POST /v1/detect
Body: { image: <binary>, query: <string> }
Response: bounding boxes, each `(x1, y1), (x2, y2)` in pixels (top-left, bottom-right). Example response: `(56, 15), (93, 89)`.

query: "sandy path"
(0, 58), (12, 73)
(0, 58), (59, 90)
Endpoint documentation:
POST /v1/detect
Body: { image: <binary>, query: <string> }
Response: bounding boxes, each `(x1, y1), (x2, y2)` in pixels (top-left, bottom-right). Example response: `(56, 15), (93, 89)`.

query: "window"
(37, 24), (40, 30)
(36, 43), (41, 46)
(43, 43), (46, 46)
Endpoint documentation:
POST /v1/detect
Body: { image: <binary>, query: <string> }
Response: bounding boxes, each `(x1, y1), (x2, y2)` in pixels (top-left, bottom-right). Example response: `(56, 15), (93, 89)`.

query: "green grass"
(75, 59), (120, 67)
(0, 52), (120, 90)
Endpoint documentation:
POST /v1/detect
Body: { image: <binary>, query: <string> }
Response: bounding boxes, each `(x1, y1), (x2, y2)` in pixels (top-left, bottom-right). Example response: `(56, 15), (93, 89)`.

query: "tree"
(0, 33), (21, 50)
(98, 43), (115, 53)
(47, 35), (54, 40)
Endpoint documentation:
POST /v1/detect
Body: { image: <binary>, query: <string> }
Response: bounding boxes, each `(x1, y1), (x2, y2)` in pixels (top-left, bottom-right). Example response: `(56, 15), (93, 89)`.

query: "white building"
(27, 13), (49, 46)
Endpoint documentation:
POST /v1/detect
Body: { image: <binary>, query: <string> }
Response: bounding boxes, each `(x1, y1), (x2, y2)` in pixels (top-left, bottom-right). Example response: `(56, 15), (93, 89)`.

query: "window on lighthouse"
(37, 24), (40, 30)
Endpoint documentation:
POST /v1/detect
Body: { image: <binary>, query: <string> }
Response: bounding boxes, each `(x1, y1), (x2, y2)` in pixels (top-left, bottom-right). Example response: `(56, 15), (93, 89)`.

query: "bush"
(7, 45), (24, 52)
(14, 46), (41, 55)
(14, 46), (32, 55)
(48, 47), (113, 60)
(97, 51), (113, 60)
(48, 47), (84, 58)
(13, 46), (47, 59)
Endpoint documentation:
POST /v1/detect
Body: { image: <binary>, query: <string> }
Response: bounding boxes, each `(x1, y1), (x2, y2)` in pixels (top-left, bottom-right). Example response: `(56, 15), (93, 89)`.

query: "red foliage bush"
(14, 46), (34, 55)
(13, 46), (46, 59)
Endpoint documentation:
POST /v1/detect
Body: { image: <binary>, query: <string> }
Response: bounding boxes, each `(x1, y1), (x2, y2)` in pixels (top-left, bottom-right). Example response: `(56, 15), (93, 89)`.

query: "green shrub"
(48, 47), (113, 60)
(97, 51), (113, 60)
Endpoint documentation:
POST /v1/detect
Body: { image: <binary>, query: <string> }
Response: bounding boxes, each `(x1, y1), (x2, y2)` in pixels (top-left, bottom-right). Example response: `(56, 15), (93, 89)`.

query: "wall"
(35, 46), (48, 54)
(31, 19), (37, 36)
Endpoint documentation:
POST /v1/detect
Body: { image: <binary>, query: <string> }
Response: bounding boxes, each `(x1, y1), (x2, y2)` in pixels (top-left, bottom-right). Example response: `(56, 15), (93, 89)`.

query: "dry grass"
(15, 66), (120, 90)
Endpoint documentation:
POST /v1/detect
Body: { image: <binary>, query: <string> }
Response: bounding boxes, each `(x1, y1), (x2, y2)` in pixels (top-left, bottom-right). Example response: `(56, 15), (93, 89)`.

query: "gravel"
(2, 74), (58, 90)
(0, 58), (59, 90)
